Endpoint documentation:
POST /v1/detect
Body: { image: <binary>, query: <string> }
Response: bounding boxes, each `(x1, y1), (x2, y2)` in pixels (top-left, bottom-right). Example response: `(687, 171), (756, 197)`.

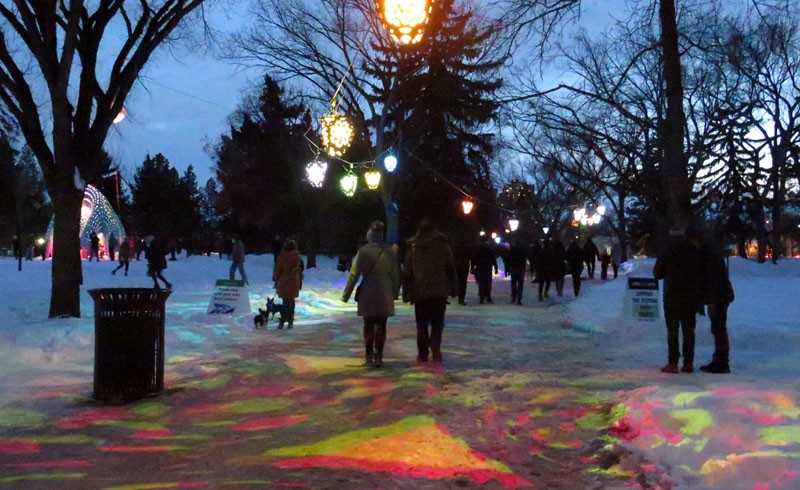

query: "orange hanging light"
(461, 198), (474, 215)
(379, 0), (433, 45)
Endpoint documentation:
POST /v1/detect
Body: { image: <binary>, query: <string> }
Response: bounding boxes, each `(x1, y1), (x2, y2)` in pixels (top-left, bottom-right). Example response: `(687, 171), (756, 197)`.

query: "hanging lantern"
(320, 110), (354, 157)
(383, 154), (398, 173)
(508, 218), (519, 232)
(113, 107), (126, 124)
(340, 173), (358, 197)
(364, 169), (381, 189)
(305, 159), (328, 188)
(461, 198), (474, 215)
(379, 0), (433, 45)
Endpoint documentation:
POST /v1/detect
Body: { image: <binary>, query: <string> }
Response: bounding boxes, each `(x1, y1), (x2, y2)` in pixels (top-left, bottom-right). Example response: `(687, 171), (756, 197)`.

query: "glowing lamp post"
(364, 169), (381, 189)
(340, 173), (358, 197)
(306, 159), (328, 188)
(379, 0), (433, 45)
(320, 111), (354, 157)
(461, 198), (474, 215)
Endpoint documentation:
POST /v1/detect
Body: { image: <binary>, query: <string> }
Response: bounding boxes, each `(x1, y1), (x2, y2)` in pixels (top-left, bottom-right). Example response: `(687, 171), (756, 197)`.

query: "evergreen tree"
(14, 147), (52, 240)
(129, 153), (182, 237)
(214, 75), (313, 251)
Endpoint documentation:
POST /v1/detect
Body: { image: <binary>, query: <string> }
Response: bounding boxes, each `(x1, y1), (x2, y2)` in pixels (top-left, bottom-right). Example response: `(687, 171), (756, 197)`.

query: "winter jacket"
(118, 240), (132, 260)
(145, 238), (167, 272)
(534, 242), (557, 281)
(342, 243), (400, 317)
(505, 243), (529, 277)
(653, 236), (704, 309)
(552, 241), (567, 277)
(471, 241), (498, 279)
(273, 249), (303, 299)
(583, 239), (600, 262)
(566, 242), (584, 274)
(231, 240), (245, 263)
(404, 231), (457, 302)
(701, 248), (735, 305)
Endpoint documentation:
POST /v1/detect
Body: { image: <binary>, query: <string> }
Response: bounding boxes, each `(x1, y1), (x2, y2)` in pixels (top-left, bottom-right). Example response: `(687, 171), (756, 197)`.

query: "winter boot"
(660, 363), (679, 374)
(699, 362), (730, 374)
(681, 362), (694, 373)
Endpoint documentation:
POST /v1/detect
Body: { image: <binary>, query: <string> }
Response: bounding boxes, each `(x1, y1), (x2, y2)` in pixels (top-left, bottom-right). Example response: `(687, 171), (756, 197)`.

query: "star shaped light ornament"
(379, 0), (433, 44)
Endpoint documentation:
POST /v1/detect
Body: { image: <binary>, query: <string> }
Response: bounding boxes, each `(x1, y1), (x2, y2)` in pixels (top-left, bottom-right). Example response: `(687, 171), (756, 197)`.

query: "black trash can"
(88, 288), (171, 402)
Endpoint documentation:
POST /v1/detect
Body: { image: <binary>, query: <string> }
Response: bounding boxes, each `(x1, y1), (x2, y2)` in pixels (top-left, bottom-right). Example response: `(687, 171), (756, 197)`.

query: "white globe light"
(597, 205), (606, 215)
(508, 218), (519, 232)
(305, 159), (328, 188)
(384, 154), (398, 173)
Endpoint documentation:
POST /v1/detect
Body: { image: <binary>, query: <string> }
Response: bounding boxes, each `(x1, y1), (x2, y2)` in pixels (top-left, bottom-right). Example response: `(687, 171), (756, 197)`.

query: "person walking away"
(145, 235), (172, 289)
(528, 240), (542, 284)
(342, 221), (400, 367)
(229, 236), (249, 284)
(107, 232), (118, 261)
(404, 219), (457, 363)
(552, 240), (567, 297)
(582, 236), (600, 279)
(471, 236), (498, 304)
(535, 239), (556, 301)
(566, 240), (584, 297)
(273, 239), (303, 329)
(89, 232), (100, 262)
(506, 240), (528, 305)
(611, 242), (623, 279)
(453, 238), (474, 306)
(600, 251), (611, 280)
(112, 238), (132, 276)
(699, 243), (735, 374)
(653, 225), (703, 374)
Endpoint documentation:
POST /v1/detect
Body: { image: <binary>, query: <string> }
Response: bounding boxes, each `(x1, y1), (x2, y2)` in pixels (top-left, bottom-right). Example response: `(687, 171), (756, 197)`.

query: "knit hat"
(366, 221), (385, 244)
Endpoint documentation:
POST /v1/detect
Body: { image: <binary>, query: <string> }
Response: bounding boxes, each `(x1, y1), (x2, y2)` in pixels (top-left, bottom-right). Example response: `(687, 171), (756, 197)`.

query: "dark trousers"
(414, 298), (447, 361)
(363, 316), (388, 359)
(113, 259), (129, 275)
(571, 272), (582, 296)
(708, 303), (730, 365)
(538, 278), (551, 299)
(612, 264), (620, 279)
(664, 304), (696, 365)
(510, 273), (524, 302)
(456, 268), (469, 303)
(477, 280), (493, 302)
(281, 298), (296, 326)
(585, 259), (595, 278)
(150, 270), (170, 289)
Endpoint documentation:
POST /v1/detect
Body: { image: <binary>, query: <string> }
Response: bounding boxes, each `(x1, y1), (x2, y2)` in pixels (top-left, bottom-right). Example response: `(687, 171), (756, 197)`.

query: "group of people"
(654, 224), (735, 375)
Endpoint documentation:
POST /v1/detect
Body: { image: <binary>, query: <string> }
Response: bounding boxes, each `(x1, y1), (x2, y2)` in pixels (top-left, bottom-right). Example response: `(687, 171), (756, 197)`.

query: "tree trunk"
(659, 0), (691, 232)
(49, 186), (84, 318)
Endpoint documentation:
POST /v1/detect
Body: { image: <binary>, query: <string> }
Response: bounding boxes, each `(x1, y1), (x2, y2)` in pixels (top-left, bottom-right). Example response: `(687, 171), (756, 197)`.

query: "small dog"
(254, 296), (283, 329)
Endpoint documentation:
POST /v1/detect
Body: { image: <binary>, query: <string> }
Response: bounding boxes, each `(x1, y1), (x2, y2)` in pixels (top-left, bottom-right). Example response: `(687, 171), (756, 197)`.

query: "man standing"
(404, 219), (457, 363)
(699, 244), (734, 374)
(229, 236), (248, 285)
(89, 231), (100, 261)
(653, 224), (703, 374)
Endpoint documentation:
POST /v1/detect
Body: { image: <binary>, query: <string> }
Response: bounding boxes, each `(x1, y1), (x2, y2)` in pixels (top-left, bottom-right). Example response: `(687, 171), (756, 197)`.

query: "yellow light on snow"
(364, 169), (381, 189)
(340, 174), (358, 197)
(320, 111), (354, 157)
(380, 0), (432, 44)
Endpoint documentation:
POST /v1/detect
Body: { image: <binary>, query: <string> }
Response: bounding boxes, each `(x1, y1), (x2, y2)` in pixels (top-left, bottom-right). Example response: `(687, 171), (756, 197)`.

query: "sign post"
(622, 277), (661, 321)
(207, 279), (250, 315)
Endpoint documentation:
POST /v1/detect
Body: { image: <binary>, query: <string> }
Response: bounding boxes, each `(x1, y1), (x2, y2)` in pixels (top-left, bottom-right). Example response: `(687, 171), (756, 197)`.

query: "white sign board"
(623, 277), (661, 321)
(207, 279), (251, 315)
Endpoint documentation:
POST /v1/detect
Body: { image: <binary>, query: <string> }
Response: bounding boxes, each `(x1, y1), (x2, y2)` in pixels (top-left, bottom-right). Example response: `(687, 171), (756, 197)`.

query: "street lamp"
(378, 0), (433, 45)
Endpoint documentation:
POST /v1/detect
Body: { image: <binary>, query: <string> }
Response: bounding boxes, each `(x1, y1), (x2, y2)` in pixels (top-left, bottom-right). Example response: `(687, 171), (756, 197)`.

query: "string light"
(364, 169), (381, 189)
(320, 110), (354, 157)
(305, 159), (328, 188)
(383, 154), (398, 173)
(461, 198), (474, 215)
(340, 173), (358, 197)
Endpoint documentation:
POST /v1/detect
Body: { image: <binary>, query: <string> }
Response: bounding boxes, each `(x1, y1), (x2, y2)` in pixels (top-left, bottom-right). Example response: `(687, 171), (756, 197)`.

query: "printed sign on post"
(207, 279), (250, 315)
(623, 277), (661, 321)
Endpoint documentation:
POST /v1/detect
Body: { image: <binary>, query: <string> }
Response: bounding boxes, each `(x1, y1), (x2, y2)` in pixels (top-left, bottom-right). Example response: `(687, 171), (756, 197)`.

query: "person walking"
(552, 239), (567, 297)
(273, 239), (303, 330)
(107, 232), (118, 261)
(582, 236), (600, 279)
(404, 219), (457, 363)
(342, 221), (400, 367)
(471, 236), (498, 304)
(112, 238), (132, 276)
(505, 239), (528, 305)
(89, 232), (100, 262)
(229, 236), (249, 285)
(699, 243), (735, 374)
(528, 240), (542, 284)
(453, 238), (474, 306)
(611, 242), (623, 279)
(566, 239), (584, 297)
(535, 239), (555, 301)
(653, 224), (704, 374)
(145, 235), (172, 290)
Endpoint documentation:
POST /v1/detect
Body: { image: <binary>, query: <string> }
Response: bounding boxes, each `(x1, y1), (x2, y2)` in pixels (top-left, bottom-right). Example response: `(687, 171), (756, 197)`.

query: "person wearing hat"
(229, 235), (248, 285)
(653, 223), (703, 374)
(342, 221), (400, 367)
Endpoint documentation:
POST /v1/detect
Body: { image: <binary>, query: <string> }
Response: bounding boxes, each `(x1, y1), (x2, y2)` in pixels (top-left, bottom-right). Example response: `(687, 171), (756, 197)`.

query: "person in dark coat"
(552, 240), (567, 296)
(653, 225), (704, 374)
(471, 237), (498, 304)
(107, 232), (118, 261)
(699, 244), (735, 374)
(404, 219), (457, 363)
(342, 221), (400, 367)
(452, 238), (474, 306)
(273, 239), (304, 329)
(566, 240), (584, 297)
(112, 238), (132, 276)
(89, 231), (100, 262)
(229, 236), (248, 284)
(583, 236), (600, 279)
(505, 239), (529, 305)
(611, 242), (623, 279)
(528, 240), (542, 284)
(535, 239), (556, 301)
(145, 235), (171, 289)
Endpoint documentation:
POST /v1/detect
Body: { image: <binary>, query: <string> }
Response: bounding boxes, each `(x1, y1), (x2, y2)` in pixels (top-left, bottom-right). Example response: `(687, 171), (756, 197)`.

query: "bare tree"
(0, 0), (208, 317)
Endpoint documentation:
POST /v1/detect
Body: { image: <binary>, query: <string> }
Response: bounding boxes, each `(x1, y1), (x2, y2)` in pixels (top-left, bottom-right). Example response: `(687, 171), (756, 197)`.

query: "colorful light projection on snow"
(44, 184), (126, 258)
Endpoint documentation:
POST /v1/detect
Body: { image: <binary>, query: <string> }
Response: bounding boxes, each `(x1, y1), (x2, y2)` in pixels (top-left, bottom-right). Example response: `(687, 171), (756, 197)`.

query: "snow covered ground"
(0, 252), (799, 489)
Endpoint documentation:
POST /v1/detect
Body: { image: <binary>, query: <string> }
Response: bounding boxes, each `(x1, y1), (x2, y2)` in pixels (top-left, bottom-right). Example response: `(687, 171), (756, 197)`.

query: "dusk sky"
(103, 0), (636, 187)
